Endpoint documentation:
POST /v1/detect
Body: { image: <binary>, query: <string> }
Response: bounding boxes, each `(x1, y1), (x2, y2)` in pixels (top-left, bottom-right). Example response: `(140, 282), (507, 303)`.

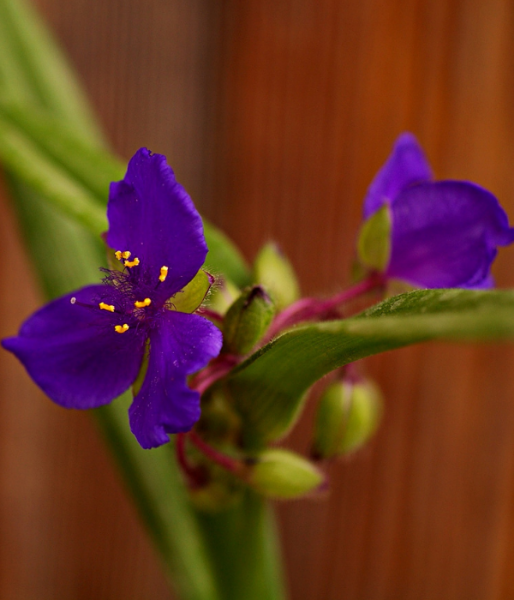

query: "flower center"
(71, 251), (171, 335)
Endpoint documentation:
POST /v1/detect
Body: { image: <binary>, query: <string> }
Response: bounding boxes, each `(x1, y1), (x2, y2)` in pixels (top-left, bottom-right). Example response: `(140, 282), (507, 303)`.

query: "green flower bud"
(247, 448), (324, 499)
(223, 286), (275, 355)
(253, 242), (300, 310)
(357, 204), (391, 272)
(313, 379), (382, 458)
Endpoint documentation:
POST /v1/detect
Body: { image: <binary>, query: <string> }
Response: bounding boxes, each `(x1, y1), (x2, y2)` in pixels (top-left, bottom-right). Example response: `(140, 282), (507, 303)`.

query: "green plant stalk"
(195, 492), (286, 600)
(0, 0), (104, 145)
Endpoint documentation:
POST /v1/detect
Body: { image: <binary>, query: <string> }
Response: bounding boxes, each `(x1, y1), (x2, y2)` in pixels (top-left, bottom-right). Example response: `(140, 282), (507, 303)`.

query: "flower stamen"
(115, 250), (131, 260)
(134, 298), (151, 308)
(124, 257), (140, 268)
(99, 302), (115, 312)
(159, 266), (168, 282)
(114, 324), (129, 334)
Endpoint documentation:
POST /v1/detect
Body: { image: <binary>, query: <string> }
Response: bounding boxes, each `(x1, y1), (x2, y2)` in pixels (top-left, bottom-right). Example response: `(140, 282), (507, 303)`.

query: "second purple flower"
(358, 133), (514, 289)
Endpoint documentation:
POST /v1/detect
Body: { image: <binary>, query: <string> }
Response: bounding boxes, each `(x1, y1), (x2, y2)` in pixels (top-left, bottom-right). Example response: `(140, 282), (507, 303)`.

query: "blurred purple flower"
(2, 148), (222, 449)
(363, 133), (514, 288)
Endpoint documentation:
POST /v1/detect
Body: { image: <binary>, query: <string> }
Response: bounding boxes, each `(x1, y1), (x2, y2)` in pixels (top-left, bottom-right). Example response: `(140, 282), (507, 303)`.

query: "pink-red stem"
(175, 433), (206, 486)
(190, 354), (240, 395)
(267, 272), (385, 338)
(188, 430), (244, 475)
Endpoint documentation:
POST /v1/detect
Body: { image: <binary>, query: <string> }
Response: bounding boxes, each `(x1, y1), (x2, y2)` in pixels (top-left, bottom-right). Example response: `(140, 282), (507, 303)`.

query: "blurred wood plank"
(212, 1), (514, 599)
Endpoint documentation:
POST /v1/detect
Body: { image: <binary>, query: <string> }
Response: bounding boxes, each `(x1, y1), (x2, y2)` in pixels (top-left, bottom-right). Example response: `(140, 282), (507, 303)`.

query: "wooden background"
(2, 0), (514, 598)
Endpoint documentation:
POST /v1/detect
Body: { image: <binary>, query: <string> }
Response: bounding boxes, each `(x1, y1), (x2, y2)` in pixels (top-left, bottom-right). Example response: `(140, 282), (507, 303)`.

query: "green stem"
(0, 114), (107, 234)
(195, 492), (287, 600)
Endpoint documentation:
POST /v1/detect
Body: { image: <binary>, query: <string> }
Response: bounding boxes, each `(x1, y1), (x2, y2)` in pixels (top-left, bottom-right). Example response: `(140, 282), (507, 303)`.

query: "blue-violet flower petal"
(362, 133), (514, 288)
(2, 148), (223, 448)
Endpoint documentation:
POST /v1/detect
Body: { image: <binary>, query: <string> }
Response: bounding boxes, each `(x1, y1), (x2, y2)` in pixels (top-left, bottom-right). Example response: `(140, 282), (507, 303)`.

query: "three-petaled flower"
(358, 133), (514, 288)
(2, 148), (223, 449)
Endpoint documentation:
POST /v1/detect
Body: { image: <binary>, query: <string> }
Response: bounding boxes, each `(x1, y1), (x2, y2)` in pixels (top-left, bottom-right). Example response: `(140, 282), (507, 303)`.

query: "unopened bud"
(313, 379), (382, 458)
(223, 286), (275, 355)
(357, 205), (391, 272)
(253, 242), (300, 310)
(247, 448), (324, 499)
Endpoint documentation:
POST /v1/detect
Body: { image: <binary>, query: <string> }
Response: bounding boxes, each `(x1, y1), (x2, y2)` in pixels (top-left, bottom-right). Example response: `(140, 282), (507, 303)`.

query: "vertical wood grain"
(4, 0), (514, 599)
(212, 1), (514, 599)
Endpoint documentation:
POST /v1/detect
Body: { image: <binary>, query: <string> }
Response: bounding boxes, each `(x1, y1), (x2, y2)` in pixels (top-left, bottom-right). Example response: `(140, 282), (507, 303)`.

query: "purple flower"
(2, 148), (223, 449)
(362, 133), (514, 288)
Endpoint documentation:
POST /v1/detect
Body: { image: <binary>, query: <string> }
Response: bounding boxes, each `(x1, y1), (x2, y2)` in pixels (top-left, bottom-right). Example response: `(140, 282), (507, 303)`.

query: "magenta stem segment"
(188, 430), (244, 475)
(196, 307), (224, 324)
(267, 272), (385, 338)
(190, 354), (240, 395)
(175, 433), (206, 487)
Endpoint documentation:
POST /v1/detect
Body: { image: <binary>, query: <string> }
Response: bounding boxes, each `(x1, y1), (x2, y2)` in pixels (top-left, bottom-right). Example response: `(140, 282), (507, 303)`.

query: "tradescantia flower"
(2, 148), (223, 449)
(358, 133), (514, 288)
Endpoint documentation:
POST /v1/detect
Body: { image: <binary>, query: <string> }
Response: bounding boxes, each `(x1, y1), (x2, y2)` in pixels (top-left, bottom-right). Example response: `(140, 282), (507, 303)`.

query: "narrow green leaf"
(0, 0), (104, 145)
(226, 289), (514, 448)
(0, 101), (124, 200)
(0, 114), (107, 233)
(96, 398), (220, 600)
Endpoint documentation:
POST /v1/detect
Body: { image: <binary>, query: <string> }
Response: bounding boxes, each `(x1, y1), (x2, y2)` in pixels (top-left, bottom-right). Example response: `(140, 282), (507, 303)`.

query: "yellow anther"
(134, 298), (152, 308)
(124, 257), (140, 268)
(159, 266), (169, 282)
(99, 302), (115, 312)
(114, 324), (129, 334)
(115, 250), (131, 260)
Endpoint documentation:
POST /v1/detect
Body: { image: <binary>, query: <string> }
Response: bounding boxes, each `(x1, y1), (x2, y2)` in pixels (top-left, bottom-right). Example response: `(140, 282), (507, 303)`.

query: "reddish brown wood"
(212, 1), (514, 599)
(3, 0), (514, 598)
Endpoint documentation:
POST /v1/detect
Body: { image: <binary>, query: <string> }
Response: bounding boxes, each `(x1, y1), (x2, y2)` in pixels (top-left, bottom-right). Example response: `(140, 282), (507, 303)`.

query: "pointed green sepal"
(173, 269), (213, 313)
(223, 286), (275, 355)
(253, 242), (300, 310)
(357, 205), (392, 272)
(313, 379), (382, 458)
(246, 449), (324, 499)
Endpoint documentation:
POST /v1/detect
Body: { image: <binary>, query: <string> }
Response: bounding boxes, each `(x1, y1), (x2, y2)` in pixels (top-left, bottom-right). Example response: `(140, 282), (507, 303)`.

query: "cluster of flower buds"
(181, 244), (384, 507)
(4, 134), (514, 508)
